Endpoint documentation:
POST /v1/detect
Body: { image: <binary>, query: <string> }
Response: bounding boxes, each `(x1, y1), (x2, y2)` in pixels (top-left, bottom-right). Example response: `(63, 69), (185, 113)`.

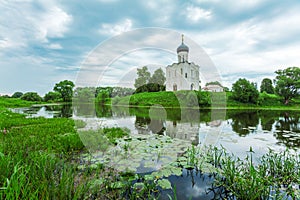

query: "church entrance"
(173, 84), (177, 91)
(191, 83), (194, 90)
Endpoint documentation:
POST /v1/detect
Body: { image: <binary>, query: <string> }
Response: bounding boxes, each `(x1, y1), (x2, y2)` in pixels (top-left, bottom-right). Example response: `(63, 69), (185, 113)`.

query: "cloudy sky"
(1, 0), (300, 95)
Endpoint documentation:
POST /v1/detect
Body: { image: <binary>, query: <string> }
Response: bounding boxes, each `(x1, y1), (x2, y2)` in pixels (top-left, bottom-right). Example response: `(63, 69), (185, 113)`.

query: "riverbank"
(112, 91), (300, 110)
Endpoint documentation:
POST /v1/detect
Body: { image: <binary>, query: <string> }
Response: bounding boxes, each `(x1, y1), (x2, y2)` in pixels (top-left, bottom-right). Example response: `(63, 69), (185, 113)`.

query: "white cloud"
(99, 19), (133, 36)
(33, 5), (72, 42)
(0, 0), (73, 94)
(185, 5), (212, 22)
(182, 5), (300, 87)
(0, 0), (72, 49)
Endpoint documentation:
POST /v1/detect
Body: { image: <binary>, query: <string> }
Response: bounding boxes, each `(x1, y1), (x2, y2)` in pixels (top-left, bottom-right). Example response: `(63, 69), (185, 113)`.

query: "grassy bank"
(0, 97), (44, 109)
(113, 91), (300, 110)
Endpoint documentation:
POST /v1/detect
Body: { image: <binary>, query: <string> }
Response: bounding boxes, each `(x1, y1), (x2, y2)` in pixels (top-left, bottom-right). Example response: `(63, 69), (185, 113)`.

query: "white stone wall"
(203, 85), (224, 92)
(166, 62), (200, 91)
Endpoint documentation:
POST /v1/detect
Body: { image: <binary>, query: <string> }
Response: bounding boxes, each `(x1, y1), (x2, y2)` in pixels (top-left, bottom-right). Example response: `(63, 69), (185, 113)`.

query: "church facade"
(166, 36), (200, 91)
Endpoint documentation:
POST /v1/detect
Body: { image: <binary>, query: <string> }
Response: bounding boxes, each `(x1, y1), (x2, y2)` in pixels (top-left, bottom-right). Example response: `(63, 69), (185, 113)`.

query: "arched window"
(191, 83), (194, 90)
(181, 68), (183, 75)
(185, 73), (187, 78)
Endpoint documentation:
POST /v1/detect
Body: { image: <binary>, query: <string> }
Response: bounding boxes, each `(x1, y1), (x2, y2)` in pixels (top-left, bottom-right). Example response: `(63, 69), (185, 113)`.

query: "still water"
(13, 103), (300, 155)
(12, 104), (300, 199)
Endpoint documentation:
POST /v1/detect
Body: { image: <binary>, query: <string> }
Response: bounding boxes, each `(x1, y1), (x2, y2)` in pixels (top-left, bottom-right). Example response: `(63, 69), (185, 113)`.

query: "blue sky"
(1, 0), (300, 95)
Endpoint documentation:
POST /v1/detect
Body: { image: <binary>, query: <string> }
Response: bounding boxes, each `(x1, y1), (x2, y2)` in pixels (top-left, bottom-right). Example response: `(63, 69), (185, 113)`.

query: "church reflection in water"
(14, 103), (300, 148)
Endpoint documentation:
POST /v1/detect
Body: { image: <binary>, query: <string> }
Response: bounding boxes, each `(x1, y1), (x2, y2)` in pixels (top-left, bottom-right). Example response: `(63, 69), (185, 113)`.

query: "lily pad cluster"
(79, 134), (191, 173)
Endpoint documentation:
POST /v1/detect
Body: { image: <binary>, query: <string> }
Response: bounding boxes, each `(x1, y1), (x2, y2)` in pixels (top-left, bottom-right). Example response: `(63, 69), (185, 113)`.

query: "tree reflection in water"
(16, 104), (300, 148)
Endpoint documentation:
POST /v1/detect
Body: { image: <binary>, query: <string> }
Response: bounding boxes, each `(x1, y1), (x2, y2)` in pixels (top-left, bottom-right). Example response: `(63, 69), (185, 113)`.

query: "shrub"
(21, 92), (42, 102)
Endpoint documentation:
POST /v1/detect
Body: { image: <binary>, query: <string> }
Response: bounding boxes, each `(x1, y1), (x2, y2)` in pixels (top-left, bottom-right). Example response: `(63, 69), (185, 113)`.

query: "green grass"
(0, 110), (88, 199)
(113, 91), (300, 110)
(0, 99), (156, 199)
(0, 97), (43, 108)
(180, 146), (300, 199)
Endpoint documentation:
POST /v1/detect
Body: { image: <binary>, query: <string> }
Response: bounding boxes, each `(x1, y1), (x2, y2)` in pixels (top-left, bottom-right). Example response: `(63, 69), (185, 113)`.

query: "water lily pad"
(157, 179), (172, 190)
(144, 174), (154, 181)
(133, 182), (145, 190)
(170, 167), (182, 176)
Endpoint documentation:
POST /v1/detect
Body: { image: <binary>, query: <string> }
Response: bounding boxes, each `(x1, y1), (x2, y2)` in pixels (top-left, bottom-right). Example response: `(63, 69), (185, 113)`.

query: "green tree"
(21, 92), (42, 102)
(11, 92), (23, 98)
(44, 91), (62, 102)
(96, 91), (109, 105)
(150, 68), (166, 86)
(111, 87), (135, 97)
(274, 67), (300, 104)
(74, 87), (95, 102)
(150, 68), (166, 92)
(134, 66), (151, 89)
(260, 78), (274, 94)
(53, 80), (75, 102)
(96, 87), (113, 98)
(232, 78), (259, 104)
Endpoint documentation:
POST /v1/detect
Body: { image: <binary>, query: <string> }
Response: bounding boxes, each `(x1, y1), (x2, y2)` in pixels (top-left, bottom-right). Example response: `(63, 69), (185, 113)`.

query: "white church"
(166, 35), (200, 91)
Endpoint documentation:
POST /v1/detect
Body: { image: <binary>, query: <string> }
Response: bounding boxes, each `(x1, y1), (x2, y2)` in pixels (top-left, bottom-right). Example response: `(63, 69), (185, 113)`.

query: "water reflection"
(12, 104), (300, 149)
(228, 110), (259, 136)
(160, 169), (225, 200)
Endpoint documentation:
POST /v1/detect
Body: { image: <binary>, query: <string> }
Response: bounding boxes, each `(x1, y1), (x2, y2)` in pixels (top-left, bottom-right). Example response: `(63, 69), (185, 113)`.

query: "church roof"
(177, 42), (189, 53)
(177, 34), (189, 53)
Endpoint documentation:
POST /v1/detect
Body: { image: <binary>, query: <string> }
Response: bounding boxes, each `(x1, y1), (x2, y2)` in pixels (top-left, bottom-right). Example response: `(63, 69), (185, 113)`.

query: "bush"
(196, 91), (211, 107)
(257, 92), (282, 106)
(44, 91), (62, 102)
(21, 92), (42, 102)
(232, 78), (259, 104)
(11, 92), (23, 98)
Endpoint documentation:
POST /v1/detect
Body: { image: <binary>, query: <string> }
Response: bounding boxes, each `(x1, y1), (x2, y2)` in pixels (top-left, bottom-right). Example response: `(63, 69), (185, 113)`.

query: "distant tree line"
(3, 66), (300, 105)
(5, 80), (136, 103)
(6, 80), (75, 102)
(231, 66), (300, 104)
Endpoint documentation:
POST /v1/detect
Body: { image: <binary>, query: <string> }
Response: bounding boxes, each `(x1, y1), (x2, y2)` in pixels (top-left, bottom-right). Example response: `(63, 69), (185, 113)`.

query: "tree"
(150, 68), (166, 86)
(74, 87), (96, 102)
(21, 92), (42, 102)
(11, 92), (23, 98)
(96, 90), (109, 105)
(134, 66), (151, 89)
(53, 80), (75, 102)
(149, 68), (166, 92)
(260, 78), (274, 94)
(231, 78), (259, 104)
(111, 87), (135, 97)
(274, 67), (300, 104)
(44, 91), (62, 102)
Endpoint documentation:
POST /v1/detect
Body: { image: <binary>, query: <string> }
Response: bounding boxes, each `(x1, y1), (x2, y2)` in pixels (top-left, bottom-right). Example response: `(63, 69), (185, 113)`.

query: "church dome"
(177, 42), (189, 53)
